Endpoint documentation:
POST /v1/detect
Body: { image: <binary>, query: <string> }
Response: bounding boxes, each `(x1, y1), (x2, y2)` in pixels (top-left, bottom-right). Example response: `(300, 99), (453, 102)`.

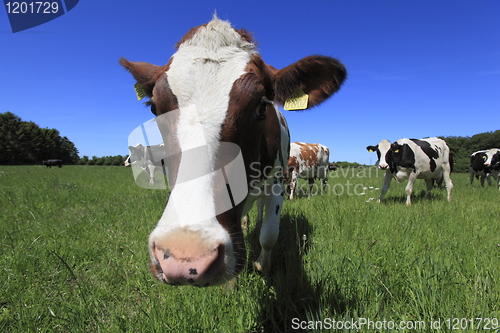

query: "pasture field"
(0, 165), (499, 332)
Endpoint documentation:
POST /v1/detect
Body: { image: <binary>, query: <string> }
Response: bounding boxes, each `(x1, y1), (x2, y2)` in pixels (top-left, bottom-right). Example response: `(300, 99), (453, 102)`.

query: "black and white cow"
(483, 148), (500, 189)
(366, 137), (453, 205)
(470, 150), (493, 187)
(125, 143), (167, 185)
(487, 148), (500, 190)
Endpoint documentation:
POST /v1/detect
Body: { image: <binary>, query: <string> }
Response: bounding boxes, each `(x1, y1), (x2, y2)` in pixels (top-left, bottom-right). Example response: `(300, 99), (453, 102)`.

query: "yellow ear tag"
(284, 89), (309, 111)
(369, 149), (373, 153)
(394, 149), (399, 153)
(134, 82), (147, 101)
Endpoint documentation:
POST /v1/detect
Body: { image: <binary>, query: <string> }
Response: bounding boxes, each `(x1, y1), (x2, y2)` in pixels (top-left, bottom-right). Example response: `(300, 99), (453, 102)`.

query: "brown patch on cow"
(273, 56), (346, 108)
(288, 155), (298, 169)
(236, 28), (255, 44)
(298, 143), (321, 169)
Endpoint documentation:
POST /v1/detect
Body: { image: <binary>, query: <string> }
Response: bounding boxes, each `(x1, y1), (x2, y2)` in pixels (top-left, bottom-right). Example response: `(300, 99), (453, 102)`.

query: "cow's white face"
(121, 17), (346, 286)
(484, 149), (500, 167)
(371, 139), (392, 170)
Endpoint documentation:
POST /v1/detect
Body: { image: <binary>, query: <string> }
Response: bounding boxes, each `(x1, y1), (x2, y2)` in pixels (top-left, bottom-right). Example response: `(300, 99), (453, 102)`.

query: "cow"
(286, 142), (330, 200)
(125, 143), (166, 185)
(42, 159), (63, 168)
(469, 150), (493, 187)
(328, 162), (339, 171)
(487, 148), (500, 190)
(120, 16), (346, 286)
(366, 137), (453, 206)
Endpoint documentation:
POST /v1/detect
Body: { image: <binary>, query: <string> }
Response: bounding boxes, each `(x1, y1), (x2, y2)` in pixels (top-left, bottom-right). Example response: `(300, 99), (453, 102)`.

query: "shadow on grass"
(247, 212), (354, 332)
(382, 187), (450, 205)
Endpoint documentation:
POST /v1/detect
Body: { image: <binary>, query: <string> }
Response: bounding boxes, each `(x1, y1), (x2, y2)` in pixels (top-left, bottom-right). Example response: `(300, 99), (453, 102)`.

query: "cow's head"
(484, 149), (500, 169)
(470, 151), (488, 172)
(121, 17), (346, 286)
(366, 140), (393, 170)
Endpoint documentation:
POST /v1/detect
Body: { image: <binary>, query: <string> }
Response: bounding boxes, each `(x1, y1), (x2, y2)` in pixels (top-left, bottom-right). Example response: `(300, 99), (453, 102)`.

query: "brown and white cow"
(120, 16), (346, 286)
(286, 142), (330, 200)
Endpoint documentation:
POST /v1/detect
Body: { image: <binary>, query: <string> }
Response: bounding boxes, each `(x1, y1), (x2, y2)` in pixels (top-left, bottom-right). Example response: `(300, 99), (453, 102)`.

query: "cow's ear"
(366, 145), (378, 153)
(391, 143), (402, 153)
(120, 58), (161, 97)
(273, 55), (346, 108)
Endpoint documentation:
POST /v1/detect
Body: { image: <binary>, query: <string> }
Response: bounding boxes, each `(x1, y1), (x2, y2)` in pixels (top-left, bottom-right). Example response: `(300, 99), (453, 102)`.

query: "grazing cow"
(286, 142), (330, 200)
(125, 143), (166, 185)
(42, 159), (63, 168)
(328, 162), (339, 171)
(366, 137), (453, 205)
(120, 17), (346, 286)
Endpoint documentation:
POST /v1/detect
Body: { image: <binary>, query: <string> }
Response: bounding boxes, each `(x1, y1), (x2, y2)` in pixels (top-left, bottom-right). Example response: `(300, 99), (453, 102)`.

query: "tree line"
(0, 112), (79, 165)
(0, 112), (129, 166)
(2, 111), (499, 170)
(77, 155), (126, 166)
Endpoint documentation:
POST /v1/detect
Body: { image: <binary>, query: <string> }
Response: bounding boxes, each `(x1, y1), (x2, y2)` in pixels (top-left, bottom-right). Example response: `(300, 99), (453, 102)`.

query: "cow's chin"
(148, 226), (236, 287)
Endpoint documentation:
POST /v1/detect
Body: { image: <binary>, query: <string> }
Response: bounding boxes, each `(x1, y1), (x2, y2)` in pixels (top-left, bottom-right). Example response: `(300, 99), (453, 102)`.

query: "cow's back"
(396, 137), (450, 179)
(289, 142), (329, 179)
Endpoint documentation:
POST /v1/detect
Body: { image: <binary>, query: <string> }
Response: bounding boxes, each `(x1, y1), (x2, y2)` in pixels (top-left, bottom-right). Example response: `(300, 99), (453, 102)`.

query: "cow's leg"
(307, 178), (314, 199)
(319, 166), (328, 194)
(378, 170), (392, 203)
(442, 164), (453, 202)
(486, 174), (493, 186)
(425, 179), (434, 199)
(289, 170), (298, 200)
(254, 181), (283, 274)
(257, 197), (264, 224)
(469, 169), (474, 185)
(405, 173), (418, 206)
(480, 175), (486, 187)
(148, 164), (155, 185)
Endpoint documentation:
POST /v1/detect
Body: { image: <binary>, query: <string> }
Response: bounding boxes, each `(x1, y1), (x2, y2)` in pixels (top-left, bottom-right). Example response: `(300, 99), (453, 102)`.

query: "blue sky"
(1, 0), (499, 164)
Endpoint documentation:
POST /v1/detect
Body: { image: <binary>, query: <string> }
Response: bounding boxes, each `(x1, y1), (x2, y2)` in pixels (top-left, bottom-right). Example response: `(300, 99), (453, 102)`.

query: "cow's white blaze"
(148, 18), (257, 276)
(484, 148), (500, 166)
(376, 139), (392, 169)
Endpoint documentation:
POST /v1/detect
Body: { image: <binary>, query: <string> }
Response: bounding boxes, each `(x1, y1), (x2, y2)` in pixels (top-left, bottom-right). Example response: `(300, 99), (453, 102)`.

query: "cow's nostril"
(153, 242), (225, 286)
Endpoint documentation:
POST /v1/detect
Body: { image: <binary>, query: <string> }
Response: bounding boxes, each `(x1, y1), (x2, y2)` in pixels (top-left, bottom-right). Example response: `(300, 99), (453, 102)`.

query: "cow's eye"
(150, 103), (157, 116)
(255, 100), (269, 120)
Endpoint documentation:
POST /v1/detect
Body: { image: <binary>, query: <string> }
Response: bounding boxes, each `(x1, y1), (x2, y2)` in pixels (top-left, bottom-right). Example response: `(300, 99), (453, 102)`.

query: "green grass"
(1, 165), (499, 332)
